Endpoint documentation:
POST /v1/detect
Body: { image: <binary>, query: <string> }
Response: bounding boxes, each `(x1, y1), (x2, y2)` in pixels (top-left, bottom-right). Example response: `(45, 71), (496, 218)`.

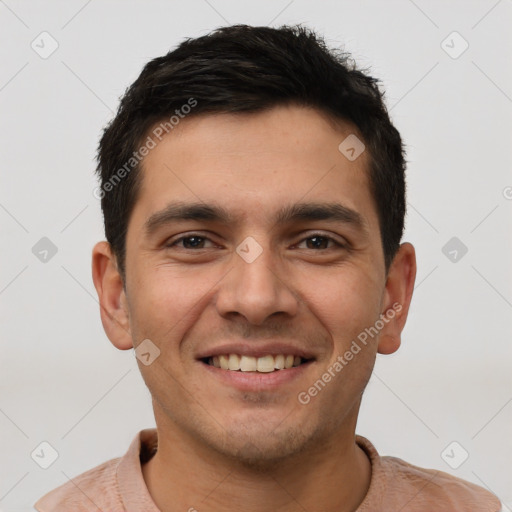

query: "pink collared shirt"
(34, 428), (502, 511)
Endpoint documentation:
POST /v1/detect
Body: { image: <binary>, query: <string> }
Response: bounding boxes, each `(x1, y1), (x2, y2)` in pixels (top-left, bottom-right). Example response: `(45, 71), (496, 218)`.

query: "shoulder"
(355, 436), (501, 512)
(380, 454), (502, 511)
(34, 456), (122, 511)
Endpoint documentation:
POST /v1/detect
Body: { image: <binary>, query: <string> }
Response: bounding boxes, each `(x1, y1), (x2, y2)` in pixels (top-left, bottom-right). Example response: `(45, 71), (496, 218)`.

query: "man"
(34, 24), (502, 511)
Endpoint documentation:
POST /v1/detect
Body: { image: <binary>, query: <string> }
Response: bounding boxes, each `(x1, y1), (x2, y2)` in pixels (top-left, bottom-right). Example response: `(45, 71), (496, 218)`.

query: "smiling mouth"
(201, 354), (314, 373)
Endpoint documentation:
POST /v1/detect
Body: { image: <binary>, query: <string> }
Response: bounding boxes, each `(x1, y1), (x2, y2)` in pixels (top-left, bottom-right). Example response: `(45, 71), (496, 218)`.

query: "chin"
(208, 422), (318, 471)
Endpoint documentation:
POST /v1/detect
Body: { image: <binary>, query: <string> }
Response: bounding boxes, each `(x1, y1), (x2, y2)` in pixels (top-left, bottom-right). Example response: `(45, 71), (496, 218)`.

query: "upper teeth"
(208, 354), (303, 372)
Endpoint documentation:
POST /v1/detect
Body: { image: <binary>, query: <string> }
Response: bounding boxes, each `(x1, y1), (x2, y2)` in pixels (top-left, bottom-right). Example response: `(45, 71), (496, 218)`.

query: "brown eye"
(166, 235), (215, 249)
(181, 236), (206, 249)
(297, 234), (344, 250)
(306, 236), (330, 249)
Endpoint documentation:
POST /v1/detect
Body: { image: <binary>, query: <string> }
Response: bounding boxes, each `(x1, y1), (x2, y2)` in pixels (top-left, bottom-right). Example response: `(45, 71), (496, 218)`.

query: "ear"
(377, 242), (416, 355)
(91, 241), (133, 350)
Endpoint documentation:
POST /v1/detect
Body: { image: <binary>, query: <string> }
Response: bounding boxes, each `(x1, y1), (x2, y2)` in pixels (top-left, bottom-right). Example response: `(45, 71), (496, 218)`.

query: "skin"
(92, 105), (416, 512)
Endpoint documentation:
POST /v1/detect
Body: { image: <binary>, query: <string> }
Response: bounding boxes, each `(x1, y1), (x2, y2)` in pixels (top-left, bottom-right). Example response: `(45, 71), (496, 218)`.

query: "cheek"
(317, 268), (382, 335)
(128, 266), (218, 344)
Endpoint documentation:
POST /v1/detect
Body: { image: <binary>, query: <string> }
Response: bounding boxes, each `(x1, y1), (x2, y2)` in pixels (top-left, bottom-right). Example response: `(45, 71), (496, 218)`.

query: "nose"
(215, 237), (299, 326)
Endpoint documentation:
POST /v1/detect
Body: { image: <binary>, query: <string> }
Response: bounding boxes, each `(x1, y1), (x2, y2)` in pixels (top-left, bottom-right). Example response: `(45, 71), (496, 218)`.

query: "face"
(93, 105), (415, 466)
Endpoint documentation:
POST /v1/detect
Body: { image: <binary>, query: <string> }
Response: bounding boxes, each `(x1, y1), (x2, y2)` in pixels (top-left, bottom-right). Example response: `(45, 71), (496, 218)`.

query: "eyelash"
(166, 233), (346, 250)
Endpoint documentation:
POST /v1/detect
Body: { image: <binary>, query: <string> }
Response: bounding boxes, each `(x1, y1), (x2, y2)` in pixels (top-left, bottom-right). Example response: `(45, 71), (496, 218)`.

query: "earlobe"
(377, 334), (401, 355)
(377, 242), (417, 355)
(91, 241), (133, 350)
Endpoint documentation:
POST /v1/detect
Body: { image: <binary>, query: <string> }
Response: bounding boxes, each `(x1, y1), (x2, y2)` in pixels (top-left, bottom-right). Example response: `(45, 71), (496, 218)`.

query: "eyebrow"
(143, 201), (368, 237)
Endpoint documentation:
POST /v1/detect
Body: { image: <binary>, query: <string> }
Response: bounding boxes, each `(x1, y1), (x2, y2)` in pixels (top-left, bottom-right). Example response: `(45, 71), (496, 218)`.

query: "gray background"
(1, 0), (511, 510)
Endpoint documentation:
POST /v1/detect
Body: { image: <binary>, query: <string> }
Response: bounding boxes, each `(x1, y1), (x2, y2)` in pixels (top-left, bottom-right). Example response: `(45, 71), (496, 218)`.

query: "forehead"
(130, 105), (378, 234)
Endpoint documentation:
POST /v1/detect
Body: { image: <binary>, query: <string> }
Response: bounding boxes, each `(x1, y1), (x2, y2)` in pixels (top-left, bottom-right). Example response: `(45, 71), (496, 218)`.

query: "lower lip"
(199, 360), (314, 392)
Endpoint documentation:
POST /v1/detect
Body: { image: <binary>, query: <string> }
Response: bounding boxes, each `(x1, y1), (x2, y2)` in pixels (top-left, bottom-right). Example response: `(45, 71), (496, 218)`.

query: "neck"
(142, 415), (371, 512)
